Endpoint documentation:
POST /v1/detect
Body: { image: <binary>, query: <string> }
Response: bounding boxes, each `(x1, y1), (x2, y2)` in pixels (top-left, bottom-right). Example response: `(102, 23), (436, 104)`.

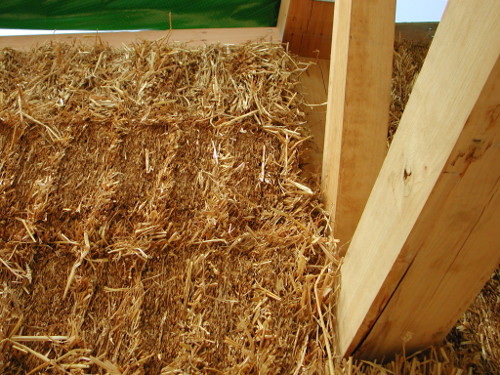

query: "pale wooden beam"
(321, 0), (395, 250)
(0, 28), (280, 50)
(337, 0), (500, 358)
(277, 0), (291, 40)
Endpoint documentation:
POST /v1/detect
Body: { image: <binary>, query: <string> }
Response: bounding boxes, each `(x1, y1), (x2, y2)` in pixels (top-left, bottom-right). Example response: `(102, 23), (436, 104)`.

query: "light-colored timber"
(337, 0), (500, 358)
(277, 0), (291, 39)
(0, 27), (280, 50)
(321, 0), (395, 251)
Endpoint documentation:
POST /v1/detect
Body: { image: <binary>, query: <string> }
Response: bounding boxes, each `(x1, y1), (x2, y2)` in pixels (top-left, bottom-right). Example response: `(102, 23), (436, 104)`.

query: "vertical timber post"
(321, 0), (396, 251)
(337, 0), (500, 359)
(277, 0), (291, 40)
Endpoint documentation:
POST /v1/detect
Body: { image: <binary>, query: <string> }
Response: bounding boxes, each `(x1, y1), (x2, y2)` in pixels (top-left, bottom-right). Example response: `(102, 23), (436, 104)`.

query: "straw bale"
(0, 39), (337, 374)
(446, 270), (500, 374)
(389, 40), (429, 145)
(0, 38), (497, 374)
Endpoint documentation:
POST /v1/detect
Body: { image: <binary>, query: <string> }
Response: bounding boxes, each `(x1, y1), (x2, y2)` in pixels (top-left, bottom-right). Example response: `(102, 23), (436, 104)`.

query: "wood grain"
(282, 0), (334, 59)
(337, 0), (500, 358)
(298, 58), (329, 178)
(321, 0), (395, 250)
(277, 0), (291, 39)
(0, 27), (280, 50)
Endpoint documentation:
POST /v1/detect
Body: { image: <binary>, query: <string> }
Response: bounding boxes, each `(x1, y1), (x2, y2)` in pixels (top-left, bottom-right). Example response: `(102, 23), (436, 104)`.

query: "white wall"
(396, 0), (447, 22)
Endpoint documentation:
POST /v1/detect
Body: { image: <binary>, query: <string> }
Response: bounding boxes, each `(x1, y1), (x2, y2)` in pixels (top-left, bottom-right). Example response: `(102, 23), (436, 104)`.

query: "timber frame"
(323, 0), (500, 358)
(0, 0), (498, 361)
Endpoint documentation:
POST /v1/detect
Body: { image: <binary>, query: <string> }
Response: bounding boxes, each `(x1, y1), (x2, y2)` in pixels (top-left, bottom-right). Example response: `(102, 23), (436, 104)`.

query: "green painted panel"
(0, 0), (281, 30)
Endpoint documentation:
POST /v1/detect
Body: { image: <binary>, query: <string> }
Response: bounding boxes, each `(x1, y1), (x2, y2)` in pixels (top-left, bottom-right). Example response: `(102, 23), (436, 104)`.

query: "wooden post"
(337, 0), (500, 358)
(321, 0), (395, 250)
(277, 0), (291, 40)
(282, 0), (334, 59)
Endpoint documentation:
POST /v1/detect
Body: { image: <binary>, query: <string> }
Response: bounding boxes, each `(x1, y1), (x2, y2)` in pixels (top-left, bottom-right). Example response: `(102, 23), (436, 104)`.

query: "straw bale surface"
(388, 40), (429, 144)
(447, 270), (500, 374)
(0, 39), (497, 374)
(0, 40), (338, 374)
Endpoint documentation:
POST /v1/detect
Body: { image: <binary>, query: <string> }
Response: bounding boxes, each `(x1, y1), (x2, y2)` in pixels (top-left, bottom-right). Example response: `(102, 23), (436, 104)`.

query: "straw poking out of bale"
(388, 40), (429, 145)
(0, 40), (339, 374)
